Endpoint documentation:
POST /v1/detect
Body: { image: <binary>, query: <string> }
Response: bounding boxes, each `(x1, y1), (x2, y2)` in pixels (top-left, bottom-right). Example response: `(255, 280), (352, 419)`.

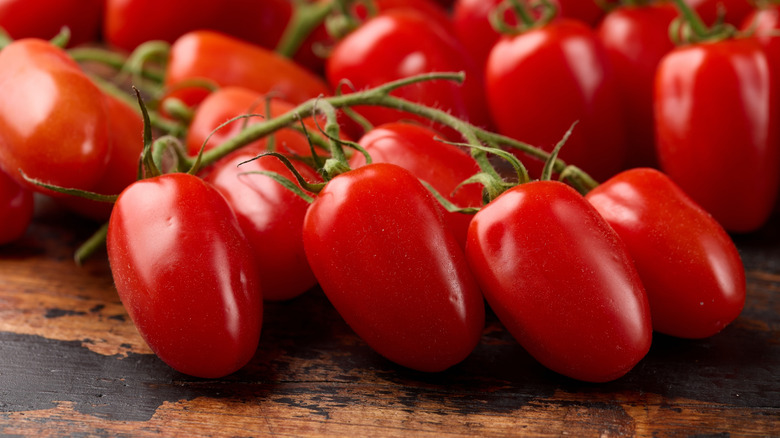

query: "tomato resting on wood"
(586, 168), (746, 339)
(466, 180), (652, 382)
(0, 38), (110, 194)
(107, 173), (263, 378)
(303, 163), (485, 372)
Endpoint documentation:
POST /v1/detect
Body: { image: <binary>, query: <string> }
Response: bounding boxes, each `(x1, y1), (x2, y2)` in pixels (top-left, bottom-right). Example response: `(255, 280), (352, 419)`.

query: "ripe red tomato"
(654, 37), (780, 233)
(303, 163), (485, 372)
(586, 168), (746, 339)
(326, 9), (492, 136)
(185, 86), (324, 160)
(206, 152), (321, 302)
(104, 0), (291, 53)
(485, 19), (626, 182)
(164, 30), (330, 111)
(349, 122), (482, 249)
(596, 3), (678, 169)
(466, 180), (652, 382)
(59, 93), (144, 221)
(0, 0), (103, 47)
(742, 6), (780, 99)
(684, 0), (754, 26)
(107, 173), (263, 378)
(0, 38), (110, 194)
(0, 167), (34, 245)
(557, 0), (605, 26)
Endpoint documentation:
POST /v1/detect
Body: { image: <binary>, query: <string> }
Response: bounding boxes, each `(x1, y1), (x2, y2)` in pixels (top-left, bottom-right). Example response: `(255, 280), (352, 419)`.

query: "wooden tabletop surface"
(0, 196), (778, 437)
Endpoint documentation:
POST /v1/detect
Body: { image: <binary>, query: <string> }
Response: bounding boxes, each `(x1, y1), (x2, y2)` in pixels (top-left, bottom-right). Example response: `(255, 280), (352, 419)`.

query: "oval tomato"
(185, 86), (323, 159)
(466, 180), (652, 382)
(349, 122), (482, 249)
(0, 167), (34, 245)
(206, 153), (321, 302)
(303, 163), (485, 372)
(0, 38), (110, 194)
(104, 0), (291, 53)
(326, 9), (492, 136)
(586, 168), (746, 339)
(485, 19), (626, 181)
(0, 0), (103, 47)
(59, 93), (144, 221)
(107, 173), (263, 378)
(164, 30), (330, 110)
(654, 37), (780, 232)
(596, 3), (678, 169)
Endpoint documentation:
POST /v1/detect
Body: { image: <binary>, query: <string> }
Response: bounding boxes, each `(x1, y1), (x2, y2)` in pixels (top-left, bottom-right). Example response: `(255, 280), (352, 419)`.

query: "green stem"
(276, 0), (335, 58)
(0, 27), (12, 49)
(74, 222), (109, 265)
(69, 47), (165, 83)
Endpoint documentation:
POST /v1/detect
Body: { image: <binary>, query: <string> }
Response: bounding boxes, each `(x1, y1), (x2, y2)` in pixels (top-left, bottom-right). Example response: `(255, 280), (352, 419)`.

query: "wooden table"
(0, 196), (778, 437)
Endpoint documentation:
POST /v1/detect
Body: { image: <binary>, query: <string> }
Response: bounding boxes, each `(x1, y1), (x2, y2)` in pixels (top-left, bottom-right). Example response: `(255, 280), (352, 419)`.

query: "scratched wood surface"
(0, 196), (778, 437)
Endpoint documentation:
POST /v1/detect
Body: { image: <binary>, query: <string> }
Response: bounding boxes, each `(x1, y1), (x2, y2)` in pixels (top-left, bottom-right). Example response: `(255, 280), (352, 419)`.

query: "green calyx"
(490, 0), (559, 35)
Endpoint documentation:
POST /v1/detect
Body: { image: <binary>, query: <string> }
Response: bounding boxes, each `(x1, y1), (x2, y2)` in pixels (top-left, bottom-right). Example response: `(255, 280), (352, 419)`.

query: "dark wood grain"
(0, 197), (778, 437)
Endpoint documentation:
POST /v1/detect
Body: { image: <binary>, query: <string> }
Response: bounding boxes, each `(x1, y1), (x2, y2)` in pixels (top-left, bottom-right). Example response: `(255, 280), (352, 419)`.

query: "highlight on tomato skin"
(586, 168), (747, 340)
(107, 173), (263, 378)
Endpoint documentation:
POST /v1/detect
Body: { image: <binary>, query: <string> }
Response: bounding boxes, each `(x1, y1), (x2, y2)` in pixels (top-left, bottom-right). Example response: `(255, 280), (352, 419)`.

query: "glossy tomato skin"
(0, 167), (34, 245)
(485, 19), (626, 182)
(59, 93), (144, 221)
(104, 0), (291, 53)
(206, 153), (321, 302)
(0, 39), (110, 194)
(0, 0), (103, 47)
(586, 168), (746, 339)
(164, 30), (330, 110)
(596, 3), (678, 169)
(326, 9), (492, 135)
(303, 163), (485, 372)
(107, 173), (263, 378)
(466, 180), (652, 382)
(349, 122), (482, 249)
(654, 38), (780, 233)
(185, 86), (324, 159)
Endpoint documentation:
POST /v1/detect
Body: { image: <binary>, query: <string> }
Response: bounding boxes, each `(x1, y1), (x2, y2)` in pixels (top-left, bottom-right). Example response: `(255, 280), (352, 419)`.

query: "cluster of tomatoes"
(0, 0), (772, 383)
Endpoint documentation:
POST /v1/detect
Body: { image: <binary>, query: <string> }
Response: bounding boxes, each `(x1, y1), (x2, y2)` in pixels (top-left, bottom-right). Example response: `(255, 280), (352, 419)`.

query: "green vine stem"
(670, 0), (736, 44)
(0, 27), (12, 49)
(69, 46), (166, 83)
(276, 0), (336, 58)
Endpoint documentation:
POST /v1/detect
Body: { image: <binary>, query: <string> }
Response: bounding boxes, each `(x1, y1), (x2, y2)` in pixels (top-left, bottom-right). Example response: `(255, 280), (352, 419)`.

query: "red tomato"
(164, 30), (330, 111)
(684, 0), (754, 26)
(466, 180), (652, 383)
(326, 9), (492, 136)
(596, 3), (678, 169)
(303, 163), (485, 372)
(485, 19), (626, 182)
(107, 173), (263, 378)
(185, 86), (324, 159)
(206, 153), (321, 302)
(349, 122), (482, 249)
(104, 0), (291, 53)
(742, 6), (780, 101)
(586, 168), (746, 339)
(654, 37), (780, 233)
(0, 0), (103, 47)
(0, 167), (34, 245)
(557, 0), (605, 26)
(59, 93), (144, 221)
(0, 38), (110, 194)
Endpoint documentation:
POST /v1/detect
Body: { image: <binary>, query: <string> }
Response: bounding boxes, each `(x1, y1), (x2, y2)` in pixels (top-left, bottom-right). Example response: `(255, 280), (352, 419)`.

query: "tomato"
(0, 38), (110, 194)
(349, 122), (482, 249)
(557, 0), (605, 26)
(596, 3), (678, 169)
(0, 0), (103, 47)
(465, 180), (652, 383)
(742, 6), (780, 103)
(485, 19), (626, 182)
(164, 30), (330, 111)
(59, 93), (144, 221)
(586, 168), (746, 339)
(104, 0), (291, 53)
(654, 37), (780, 233)
(326, 9), (492, 137)
(185, 86), (324, 160)
(303, 163), (485, 372)
(206, 152), (321, 302)
(107, 172), (263, 378)
(684, 0), (754, 26)
(0, 167), (34, 245)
